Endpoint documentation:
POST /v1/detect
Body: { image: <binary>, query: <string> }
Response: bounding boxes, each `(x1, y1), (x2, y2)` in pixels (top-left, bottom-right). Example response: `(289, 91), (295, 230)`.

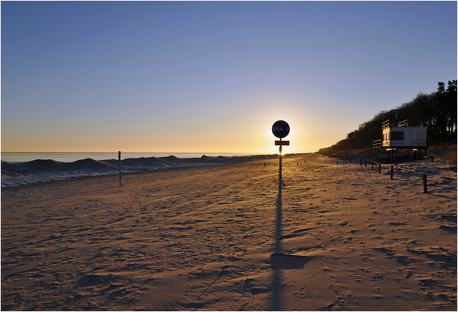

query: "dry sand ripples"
(1, 155), (456, 310)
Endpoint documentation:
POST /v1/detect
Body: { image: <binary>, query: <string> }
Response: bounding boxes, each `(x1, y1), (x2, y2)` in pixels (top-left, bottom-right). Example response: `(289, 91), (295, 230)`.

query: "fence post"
(371, 162), (374, 170)
(390, 166), (393, 180)
(364, 160), (367, 167)
(118, 151), (122, 187)
(360, 159), (362, 166)
(378, 164), (381, 174)
(423, 174), (427, 193)
(430, 156), (434, 163)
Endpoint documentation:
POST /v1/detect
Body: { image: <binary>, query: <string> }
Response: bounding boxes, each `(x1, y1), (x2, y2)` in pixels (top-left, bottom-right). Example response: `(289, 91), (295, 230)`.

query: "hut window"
(391, 131), (404, 141)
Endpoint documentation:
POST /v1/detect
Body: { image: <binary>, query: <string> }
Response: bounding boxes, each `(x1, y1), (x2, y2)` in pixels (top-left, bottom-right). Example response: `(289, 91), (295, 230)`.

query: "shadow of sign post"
(269, 121), (315, 310)
(270, 181), (284, 310)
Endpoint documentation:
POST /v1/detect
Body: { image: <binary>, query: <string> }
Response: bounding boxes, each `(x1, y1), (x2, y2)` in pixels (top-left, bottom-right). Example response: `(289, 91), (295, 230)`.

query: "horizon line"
(1, 151), (317, 154)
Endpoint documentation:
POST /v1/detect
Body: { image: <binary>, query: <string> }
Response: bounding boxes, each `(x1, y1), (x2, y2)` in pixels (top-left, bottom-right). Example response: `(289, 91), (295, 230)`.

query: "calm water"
(1, 152), (253, 163)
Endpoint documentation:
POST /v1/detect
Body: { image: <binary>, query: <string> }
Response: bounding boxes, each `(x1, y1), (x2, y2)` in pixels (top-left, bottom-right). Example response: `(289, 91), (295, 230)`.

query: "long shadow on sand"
(270, 181), (284, 310)
(269, 180), (315, 310)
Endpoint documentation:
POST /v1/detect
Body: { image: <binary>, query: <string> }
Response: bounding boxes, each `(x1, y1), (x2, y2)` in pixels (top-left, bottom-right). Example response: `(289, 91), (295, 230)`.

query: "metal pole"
(118, 151), (122, 187)
(279, 138), (283, 184)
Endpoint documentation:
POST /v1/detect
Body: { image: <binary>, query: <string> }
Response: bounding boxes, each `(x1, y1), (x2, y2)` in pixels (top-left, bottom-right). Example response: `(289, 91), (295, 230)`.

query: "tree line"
(326, 80), (457, 151)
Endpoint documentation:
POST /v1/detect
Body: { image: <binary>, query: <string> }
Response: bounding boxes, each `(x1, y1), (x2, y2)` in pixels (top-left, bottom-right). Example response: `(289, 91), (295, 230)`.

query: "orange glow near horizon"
(2, 76), (358, 155)
(2, 138), (326, 155)
(2, 118), (336, 155)
(2, 104), (343, 155)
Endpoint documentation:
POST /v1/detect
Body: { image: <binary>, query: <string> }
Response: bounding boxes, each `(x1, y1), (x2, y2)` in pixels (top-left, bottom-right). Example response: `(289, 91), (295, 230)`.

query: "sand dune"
(1, 154), (456, 310)
(1, 155), (272, 188)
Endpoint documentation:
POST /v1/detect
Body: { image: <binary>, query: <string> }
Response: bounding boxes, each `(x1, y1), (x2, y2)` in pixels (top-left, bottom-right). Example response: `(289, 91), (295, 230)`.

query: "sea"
(1, 152), (254, 163)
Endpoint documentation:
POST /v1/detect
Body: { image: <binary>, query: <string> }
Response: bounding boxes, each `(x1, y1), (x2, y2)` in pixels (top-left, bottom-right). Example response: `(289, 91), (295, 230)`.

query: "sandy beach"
(1, 153), (456, 310)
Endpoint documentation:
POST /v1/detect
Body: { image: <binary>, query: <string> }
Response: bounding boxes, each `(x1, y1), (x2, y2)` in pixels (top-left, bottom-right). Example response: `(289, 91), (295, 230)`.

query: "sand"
(1, 154), (456, 310)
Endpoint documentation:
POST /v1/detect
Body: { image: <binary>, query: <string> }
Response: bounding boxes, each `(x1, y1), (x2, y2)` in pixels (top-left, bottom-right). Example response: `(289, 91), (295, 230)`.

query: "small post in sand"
(378, 164), (381, 174)
(360, 159), (362, 166)
(390, 166), (394, 180)
(118, 151), (122, 187)
(423, 174), (427, 193)
(371, 162), (374, 170)
(364, 160), (367, 167)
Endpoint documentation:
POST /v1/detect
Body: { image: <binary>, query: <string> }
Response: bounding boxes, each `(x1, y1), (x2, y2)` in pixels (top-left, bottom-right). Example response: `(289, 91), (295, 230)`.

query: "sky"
(2, 1), (456, 154)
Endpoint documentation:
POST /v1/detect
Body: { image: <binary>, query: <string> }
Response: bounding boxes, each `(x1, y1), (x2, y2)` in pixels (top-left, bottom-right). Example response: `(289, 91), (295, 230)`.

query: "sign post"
(118, 151), (122, 187)
(279, 138), (283, 182)
(272, 120), (290, 184)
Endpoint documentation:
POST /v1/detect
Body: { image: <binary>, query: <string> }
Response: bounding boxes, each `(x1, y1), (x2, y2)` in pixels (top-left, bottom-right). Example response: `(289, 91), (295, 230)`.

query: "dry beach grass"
(1, 154), (456, 310)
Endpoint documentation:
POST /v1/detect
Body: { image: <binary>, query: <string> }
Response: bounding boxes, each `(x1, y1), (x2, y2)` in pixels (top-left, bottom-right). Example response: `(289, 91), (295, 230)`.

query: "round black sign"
(272, 120), (290, 138)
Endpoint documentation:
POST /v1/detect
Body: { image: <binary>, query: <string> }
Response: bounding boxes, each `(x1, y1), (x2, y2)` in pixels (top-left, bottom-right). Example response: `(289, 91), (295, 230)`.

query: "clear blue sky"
(2, 1), (456, 153)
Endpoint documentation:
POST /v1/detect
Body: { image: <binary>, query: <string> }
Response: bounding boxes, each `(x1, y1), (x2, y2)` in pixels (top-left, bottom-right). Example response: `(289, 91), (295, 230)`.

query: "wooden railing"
(382, 120), (391, 129)
(373, 139), (382, 149)
(398, 119), (409, 127)
(334, 155), (450, 194)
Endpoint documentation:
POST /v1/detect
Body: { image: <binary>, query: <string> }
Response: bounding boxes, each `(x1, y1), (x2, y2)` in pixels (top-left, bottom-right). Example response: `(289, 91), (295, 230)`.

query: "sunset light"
(1, 1), (456, 311)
